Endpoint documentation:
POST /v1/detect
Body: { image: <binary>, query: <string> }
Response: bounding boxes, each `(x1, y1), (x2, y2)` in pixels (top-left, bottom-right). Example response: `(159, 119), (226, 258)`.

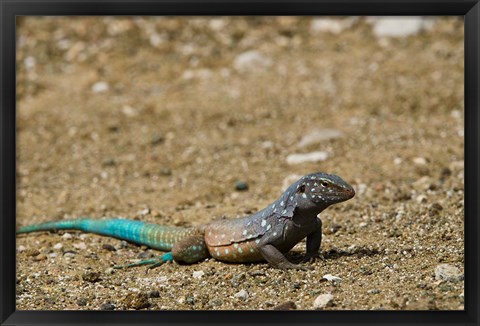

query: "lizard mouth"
(311, 186), (355, 201)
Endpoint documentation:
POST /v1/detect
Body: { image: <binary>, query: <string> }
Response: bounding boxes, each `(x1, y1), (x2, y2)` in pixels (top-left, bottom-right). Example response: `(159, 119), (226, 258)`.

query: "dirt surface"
(16, 17), (464, 310)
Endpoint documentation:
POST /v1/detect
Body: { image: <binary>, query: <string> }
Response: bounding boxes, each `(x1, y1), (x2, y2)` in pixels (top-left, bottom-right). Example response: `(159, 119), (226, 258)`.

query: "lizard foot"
(114, 252), (174, 270)
(288, 252), (323, 265)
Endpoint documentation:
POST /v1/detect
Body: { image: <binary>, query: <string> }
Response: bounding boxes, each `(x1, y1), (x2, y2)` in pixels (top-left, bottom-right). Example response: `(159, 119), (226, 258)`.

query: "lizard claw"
(286, 252), (322, 265)
(114, 252), (174, 269)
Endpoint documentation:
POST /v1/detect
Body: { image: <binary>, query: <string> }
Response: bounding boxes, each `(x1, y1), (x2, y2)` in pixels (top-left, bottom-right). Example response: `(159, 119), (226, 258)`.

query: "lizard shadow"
(288, 246), (383, 263)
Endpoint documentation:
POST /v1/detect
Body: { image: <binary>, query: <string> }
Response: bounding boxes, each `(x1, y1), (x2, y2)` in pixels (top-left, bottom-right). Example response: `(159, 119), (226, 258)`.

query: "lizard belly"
(206, 239), (264, 263)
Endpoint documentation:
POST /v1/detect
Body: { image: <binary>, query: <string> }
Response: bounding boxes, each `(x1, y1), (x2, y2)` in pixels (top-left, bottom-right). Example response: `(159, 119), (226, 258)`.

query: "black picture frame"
(1, 1), (479, 326)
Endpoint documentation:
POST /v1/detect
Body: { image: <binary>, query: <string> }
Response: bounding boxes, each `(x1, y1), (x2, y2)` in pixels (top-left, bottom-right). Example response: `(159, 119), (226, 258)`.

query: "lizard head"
(291, 172), (355, 212)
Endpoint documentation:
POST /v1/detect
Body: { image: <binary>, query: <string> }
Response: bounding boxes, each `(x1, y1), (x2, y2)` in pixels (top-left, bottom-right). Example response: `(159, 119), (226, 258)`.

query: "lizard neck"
(291, 205), (328, 225)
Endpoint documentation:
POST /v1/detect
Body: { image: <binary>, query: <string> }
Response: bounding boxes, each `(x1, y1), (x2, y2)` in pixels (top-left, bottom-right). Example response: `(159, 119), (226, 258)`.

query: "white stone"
(322, 274), (342, 283)
(192, 270), (205, 279)
(91, 81), (109, 93)
(234, 289), (249, 300)
(313, 293), (333, 309)
(24, 56), (36, 69)
(17, 245), (26, 252)
(233, 51), (272, 73)
(393, 157), (403, 165)
(416, 195), (428, 204)
(297, 129), (343, 148)
(73, 242), (87, 250)
(413, 157), (428, 165)
(53, 243), (63, 250)
(121, 105), (138, 117)
(310, 18), (353, 34)
(286, 151), (328, 165)
(367, 17), (435, 38)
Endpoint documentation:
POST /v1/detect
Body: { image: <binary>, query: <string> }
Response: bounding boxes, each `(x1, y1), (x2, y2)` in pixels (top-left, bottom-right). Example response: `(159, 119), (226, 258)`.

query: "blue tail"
(17, 218), (193, 251)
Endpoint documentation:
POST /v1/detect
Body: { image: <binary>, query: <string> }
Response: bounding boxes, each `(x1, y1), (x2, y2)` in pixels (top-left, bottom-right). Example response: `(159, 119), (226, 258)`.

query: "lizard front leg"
(301, 218), (323, 262)
(302, 224), (323, 263)
(259, 244), (312, 270)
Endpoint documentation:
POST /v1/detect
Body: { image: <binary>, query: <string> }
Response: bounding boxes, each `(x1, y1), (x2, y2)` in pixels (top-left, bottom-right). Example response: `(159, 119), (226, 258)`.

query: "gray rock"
(313, 293), (333, 309)
(235, 181), (249, 191)
(234, 289), (249, 300)
(435, 264), (463, 282)
(99, 303), (115, 310)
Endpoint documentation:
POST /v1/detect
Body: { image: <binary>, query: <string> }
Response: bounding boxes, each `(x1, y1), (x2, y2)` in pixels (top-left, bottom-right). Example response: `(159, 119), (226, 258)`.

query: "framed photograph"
(1, 1), (479, 325)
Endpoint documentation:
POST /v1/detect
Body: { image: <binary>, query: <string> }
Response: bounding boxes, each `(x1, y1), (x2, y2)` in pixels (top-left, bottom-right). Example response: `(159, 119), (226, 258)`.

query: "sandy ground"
(16, 17), (464, 310)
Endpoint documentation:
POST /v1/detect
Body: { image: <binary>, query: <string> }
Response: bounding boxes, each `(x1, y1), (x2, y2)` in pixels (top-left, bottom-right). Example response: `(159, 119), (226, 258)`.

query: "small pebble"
(413, 157), (428, 165)
(322, 274), (342, 283)
(104, 267), (115, 275)
(33, 253), (47, 261)
(102, 158), (116, 167)
(24, 248), (40, 257)
(435, 264), (463, 282)
(235, 181), (249, 191)
(137, 251), (154, 259)
(53, 243), (63, 250)
(137, 208), (150, 216)
(230, 273), (246, 286)
(99, 303), (115, 310)
(368, 289), (381, 294)
(393, 157), (403, 165)
(368, 17), (434, 38)
(77, 297), (88, 306)
(102, 244), (116, 252)
(313, 293), (334, 309)
(159, 168), (172, 176)
(73, 242), (87, 250)
(123, 292), (150, 310)
(416, 195), (428, 203)
(208, 298), (223, 307)
(17, 245), (26, 252)
(121, 105), (138, 117)
(148, 290), (160, 298)
(233, 50), (272, 72)
(273, 301), (296, 310)
(186, 296), (195, 305)
(63, 251), (76, 258)
(117, 240), (129, 249)
(249, 270), (266, 277)
(151, 134), (165, 145)
(82, 270), (101, 283)
(91, 81), (109, 93)
(192, 270), (205, 279)
(234, 289), (249, 300)
(286, 151), (328, 165)
(297, 129), (343, 147)
(310, 18), (353, 34)
(61, 233), (73, 240)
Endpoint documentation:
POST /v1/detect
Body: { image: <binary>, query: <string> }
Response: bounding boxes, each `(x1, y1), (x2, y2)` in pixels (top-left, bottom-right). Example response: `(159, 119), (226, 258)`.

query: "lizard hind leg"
(171, 235), (210, 264)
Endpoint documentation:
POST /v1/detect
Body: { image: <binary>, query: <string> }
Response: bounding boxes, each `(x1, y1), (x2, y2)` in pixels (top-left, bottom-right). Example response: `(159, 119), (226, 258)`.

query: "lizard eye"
(297, 185), (306, 194)
(320, 181), (329, 187)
